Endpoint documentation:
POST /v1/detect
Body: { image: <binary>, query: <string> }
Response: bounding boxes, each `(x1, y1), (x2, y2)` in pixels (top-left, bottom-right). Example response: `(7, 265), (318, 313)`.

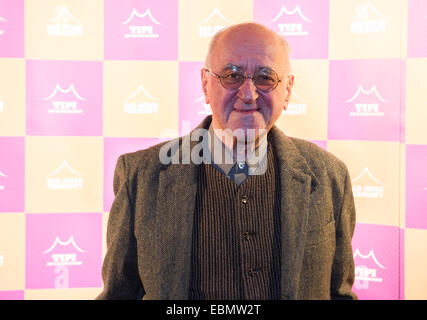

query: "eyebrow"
(221, 63), (243, 72)
(221, 63), (275, 73)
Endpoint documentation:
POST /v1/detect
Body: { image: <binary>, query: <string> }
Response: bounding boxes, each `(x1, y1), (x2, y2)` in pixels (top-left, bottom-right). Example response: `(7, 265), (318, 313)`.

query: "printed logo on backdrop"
(270, 5), (312, 36)
(44, 84), (85, 114)
(104, 1), (177, 60)
(195, 94), (211, 116)
(26, 60), (103, 136)
(351, 2), (386, 34)
(122, 8), (161, 38)
(346, 85), (386, 117)
(26, 214), (102, 289)
(47, 5), (83, 37)
(123, 84), (158, 114)
(43, 236), (85, 267)
(282, 90), (306, 116)
(0, 15), (6, 36)
(353, 249), (386, 290)
(328, 59), (400, 141)
(47, 161), (83, 190)
(0, 170), (7, 191)
(43, 236), (85, 289)
(352, 168), (384, 199)
(199, 8), (230, 38)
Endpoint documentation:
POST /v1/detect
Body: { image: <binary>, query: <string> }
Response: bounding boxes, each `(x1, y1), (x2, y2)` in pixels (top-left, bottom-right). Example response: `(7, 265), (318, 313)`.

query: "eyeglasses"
(204, 67), (290, 92)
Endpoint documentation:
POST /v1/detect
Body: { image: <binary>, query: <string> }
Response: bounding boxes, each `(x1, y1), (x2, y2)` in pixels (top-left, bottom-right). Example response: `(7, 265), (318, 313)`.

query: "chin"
(228, 123), (267, 144)
(229, 112), (266, 130)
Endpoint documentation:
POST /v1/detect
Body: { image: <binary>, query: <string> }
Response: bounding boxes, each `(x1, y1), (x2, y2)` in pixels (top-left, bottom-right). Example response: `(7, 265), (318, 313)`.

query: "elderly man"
(97, 22), (357, 300)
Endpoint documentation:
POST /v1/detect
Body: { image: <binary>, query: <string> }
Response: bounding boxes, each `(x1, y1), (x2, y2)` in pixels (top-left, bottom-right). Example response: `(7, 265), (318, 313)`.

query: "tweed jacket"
(97, 116), (357, 300)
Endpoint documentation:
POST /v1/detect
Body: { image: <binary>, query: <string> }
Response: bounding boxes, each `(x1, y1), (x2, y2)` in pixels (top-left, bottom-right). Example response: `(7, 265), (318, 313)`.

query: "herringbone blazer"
(97, 116), (357, 300)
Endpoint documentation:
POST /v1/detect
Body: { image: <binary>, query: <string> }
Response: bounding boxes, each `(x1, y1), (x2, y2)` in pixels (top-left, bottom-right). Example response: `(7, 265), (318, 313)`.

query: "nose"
(236, 77), (259, 104)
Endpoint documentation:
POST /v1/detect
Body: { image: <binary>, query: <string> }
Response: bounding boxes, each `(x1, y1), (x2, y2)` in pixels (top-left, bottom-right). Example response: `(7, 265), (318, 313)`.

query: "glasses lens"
(220, 71), (244, 90)
(254, 70), (278, 91)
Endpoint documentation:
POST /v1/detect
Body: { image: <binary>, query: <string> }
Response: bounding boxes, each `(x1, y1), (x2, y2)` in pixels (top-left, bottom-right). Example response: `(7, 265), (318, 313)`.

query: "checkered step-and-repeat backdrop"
(0, 0), (426, 300)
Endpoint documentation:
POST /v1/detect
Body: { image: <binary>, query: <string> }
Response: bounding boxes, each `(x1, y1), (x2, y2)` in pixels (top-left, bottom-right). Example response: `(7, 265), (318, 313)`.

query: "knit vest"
(188, 143), (282, 300)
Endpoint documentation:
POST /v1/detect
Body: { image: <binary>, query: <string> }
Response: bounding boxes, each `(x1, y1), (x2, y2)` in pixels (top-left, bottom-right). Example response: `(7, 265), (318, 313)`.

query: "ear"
(283, 74), (294, 110)
(201, 68), (210, 104)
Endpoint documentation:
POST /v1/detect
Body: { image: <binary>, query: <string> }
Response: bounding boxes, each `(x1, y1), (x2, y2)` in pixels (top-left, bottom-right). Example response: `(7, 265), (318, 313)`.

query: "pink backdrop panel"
(0, 290), (24, 300)
(0, 137), (25, 212)
(26, 60), (103, 136)
(406, 144), (427, 229)
(0, 0), (24, 58)
(407, 0), (427, 57)
(253, 0), (329, 59)
(309, 140), (327, 150)
(328, 59), (402, 141)
(104, 0), (178, 60)
(26, 213), (102, 289)
(178, 61), (207, 136)
(352, 223), (400, 300)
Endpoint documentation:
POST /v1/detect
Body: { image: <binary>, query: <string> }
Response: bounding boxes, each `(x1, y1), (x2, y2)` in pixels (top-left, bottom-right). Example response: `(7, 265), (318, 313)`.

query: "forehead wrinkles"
(215, 38), (284, 73)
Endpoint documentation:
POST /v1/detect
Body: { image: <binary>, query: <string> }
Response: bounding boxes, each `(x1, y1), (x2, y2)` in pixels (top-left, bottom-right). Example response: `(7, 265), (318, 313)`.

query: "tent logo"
(123, 84), (158, 114)
(199, 8), (230, 38)
(44, 84), (85, 114)
(351, 2), (386, 34)
(352, 168), (384, 199)
(0, 15), (6, 36)
(270, 5), (312, 36)
(0, 170), (7, 190)
(354, 249), (385, 290)
(46, 5), (83, 37)
(346, 85), (386, 117)
(47, 160), (83, 190)
(122, 8), (161, 38)
(43, 236), (85, 267)
(282, 89), (306, 115)
(194, 94), (211, 116)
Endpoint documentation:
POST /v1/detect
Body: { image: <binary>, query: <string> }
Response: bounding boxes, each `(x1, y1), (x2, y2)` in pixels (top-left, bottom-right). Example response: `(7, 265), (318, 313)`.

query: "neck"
(211, 121), (268, 162)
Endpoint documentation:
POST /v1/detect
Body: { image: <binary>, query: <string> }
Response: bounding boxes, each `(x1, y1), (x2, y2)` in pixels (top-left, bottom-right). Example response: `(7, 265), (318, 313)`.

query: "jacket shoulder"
(288, 137), (349, 178)
(118, 138), (181, 175)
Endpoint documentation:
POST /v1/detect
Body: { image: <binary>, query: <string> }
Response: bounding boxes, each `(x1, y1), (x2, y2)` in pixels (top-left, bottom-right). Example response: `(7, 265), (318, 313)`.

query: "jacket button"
(244, 231), (251, 241)
(241, 195), (249, 204)
(248, 270), (256, 278)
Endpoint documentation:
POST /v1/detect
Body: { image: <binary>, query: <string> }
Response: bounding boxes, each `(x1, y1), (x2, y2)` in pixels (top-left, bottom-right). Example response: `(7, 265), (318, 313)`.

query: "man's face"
(201, 27), (294, 139)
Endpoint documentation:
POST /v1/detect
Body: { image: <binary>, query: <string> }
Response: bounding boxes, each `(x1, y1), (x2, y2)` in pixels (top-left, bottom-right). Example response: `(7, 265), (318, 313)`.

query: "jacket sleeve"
(330, 168), (358, 300)
(96, 154), (144, 300)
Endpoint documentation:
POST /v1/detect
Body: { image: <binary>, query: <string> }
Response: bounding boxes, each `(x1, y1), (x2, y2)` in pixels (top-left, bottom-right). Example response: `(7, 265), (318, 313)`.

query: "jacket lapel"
(152, 117), (211, 299)
(269, 126), (319, 299)
(154, 162), (198, 299)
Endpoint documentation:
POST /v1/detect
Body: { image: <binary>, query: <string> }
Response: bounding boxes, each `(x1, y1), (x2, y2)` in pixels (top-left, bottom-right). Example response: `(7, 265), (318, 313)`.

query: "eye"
(256, 74), (276, 84)
(224, 72), (243, 80)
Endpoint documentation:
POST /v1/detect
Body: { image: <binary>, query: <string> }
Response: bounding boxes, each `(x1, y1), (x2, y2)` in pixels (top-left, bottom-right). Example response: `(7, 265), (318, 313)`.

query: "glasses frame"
(204, 67), (291, 92)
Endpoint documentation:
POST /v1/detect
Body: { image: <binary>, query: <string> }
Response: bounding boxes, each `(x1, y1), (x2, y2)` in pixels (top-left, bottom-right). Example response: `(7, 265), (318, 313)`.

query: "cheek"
(210, 92), (236, 116)
(260, 93), (285, 124)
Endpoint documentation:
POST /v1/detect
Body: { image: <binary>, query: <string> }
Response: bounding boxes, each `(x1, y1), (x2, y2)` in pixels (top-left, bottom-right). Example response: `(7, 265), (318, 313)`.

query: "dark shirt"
(189, 141), (282, 299)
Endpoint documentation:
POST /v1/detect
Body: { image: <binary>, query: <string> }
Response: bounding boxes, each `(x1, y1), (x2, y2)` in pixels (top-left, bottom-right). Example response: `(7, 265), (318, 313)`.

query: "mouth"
(233, 108), (260, 114)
